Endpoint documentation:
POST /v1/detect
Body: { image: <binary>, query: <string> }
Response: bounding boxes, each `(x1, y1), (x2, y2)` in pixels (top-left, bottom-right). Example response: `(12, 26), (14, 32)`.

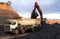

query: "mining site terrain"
(0, 23), (60, 39)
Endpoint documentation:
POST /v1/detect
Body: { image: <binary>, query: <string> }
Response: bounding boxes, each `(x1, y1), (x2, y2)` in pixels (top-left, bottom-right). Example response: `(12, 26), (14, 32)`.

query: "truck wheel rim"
(15, 30), (19, 35)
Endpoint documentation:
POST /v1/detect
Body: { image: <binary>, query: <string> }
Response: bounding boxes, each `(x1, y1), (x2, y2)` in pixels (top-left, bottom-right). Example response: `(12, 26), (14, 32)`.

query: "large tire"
(35, 27), (38, 32)
(14, 29), (19, 35)
(32, 27), (38, 32)
(21, 29), (25, 34)
(32, 27), (35, 32)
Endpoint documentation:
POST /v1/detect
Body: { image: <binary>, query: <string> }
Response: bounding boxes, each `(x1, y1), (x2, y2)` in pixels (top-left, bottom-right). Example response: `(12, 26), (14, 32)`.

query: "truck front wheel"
(14, 29), (19, 35)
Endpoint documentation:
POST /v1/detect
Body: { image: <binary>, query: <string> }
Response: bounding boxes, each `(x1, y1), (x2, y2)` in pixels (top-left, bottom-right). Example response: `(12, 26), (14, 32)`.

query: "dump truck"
(4, 2), (43, 35)
(4, 18), (41, 34)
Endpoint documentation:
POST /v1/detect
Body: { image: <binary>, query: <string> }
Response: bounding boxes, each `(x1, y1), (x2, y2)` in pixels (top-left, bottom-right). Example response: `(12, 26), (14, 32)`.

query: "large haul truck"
(4, 18), (41, 35)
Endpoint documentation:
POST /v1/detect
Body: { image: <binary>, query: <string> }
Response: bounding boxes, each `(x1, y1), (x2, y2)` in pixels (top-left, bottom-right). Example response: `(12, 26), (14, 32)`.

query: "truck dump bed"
(17, 18), (41, 25)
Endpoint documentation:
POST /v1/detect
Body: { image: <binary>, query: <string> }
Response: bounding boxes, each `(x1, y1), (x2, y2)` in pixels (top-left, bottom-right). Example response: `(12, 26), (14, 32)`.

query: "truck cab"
(4, 19), (18, 32)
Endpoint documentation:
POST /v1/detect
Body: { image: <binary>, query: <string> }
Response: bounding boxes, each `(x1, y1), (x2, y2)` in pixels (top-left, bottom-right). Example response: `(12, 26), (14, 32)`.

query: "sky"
(0, 0), (60, 19)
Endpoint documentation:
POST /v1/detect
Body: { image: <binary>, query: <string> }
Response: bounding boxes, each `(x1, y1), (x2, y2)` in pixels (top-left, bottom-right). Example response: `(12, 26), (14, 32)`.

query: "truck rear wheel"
(34, 27), (38, 32)
(21, 29), (25, 34)
(32, 27), (38, 32)
(32, 27), (35, 32)
(14, 29), (19, 35)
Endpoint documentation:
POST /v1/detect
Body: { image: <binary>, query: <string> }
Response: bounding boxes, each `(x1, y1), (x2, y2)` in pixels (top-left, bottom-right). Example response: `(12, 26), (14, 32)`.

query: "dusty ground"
(0, 23), (60, 39)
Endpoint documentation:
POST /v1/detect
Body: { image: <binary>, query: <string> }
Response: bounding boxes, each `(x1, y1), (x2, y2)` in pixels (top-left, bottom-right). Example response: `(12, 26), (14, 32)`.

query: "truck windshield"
(5, 21), (16, 25)
(5, 21), (12, 24)
(12, 22), (16, 25)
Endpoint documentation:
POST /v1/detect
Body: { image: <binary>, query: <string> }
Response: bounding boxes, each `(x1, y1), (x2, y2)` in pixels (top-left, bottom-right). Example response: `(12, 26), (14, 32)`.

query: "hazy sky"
(0, 0), (60, 19)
